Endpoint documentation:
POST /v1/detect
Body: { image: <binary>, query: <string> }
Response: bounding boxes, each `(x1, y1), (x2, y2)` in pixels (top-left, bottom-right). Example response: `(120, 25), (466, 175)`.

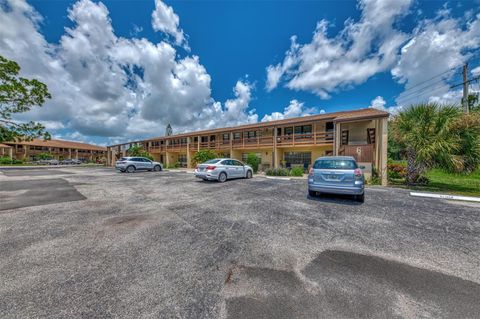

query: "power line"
(397, 85), (450, 106)
(399, 67), (456, 96)
(395, 62), (479, 106)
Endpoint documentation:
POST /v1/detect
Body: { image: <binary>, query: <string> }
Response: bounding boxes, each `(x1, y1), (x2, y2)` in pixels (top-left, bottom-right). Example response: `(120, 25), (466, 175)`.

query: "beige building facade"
(2, 139), (107, 162)
(107, 108), (389, 185)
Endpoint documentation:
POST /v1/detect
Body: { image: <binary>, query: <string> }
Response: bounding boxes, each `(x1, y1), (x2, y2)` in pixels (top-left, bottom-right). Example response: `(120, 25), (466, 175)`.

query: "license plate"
(329, 175), (339, 180)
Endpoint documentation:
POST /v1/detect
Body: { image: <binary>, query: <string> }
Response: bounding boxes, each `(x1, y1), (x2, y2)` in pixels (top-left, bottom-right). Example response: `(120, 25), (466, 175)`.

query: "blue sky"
(1, 0), (480, 145)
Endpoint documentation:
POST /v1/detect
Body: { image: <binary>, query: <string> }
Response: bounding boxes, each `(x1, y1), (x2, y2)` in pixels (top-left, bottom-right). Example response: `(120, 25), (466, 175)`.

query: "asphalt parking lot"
(0, 167), (479, 318)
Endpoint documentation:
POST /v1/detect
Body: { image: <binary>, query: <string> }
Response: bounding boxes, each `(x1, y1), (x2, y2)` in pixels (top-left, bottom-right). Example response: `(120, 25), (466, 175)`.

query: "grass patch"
(390, 168), (480, 197)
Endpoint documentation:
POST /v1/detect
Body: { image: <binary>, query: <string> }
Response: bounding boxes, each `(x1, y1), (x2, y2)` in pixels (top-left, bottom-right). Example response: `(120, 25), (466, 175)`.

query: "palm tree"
(391, 103), (461, 185)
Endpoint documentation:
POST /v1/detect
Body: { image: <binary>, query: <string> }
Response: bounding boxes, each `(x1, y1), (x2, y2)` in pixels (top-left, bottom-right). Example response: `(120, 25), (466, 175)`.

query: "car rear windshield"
(203, 159), (220, 164)
(313, 159), (358, 170)
(119, 157), (129, 161)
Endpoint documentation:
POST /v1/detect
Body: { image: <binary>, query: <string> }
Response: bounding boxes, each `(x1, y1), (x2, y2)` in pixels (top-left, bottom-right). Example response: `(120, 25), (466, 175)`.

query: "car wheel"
(126, 165), (136, 173)
(218, 172), (227, 183)
(246, 170), (253, 179)
(308, 190), (316, 197)
(355, 193), (365, 203)
(153, 165), (161, 172)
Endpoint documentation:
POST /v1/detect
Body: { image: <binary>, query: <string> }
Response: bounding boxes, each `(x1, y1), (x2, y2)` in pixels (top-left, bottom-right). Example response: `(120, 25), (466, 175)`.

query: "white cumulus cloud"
(151, 0), (187, 48)
(266, 0), (411, 98)
(261, 99), (319, 122)
(0, 0), (262, 144)
(392, 11), (480, 105)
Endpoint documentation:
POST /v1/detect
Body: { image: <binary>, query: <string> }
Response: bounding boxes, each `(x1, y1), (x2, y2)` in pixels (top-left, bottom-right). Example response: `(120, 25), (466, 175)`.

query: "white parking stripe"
(410, 192), (480, 202)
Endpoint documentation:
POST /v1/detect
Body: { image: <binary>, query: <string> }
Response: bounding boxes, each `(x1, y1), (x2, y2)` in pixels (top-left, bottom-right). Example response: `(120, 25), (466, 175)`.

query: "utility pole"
(463, 63), (469, 114)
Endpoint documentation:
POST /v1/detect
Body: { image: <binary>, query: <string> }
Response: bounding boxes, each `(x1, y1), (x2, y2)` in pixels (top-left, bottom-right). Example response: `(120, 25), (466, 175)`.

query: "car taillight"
(354, 168), (362, 178)
(195, 165), (198, 169)
(206, 165), (216, 170)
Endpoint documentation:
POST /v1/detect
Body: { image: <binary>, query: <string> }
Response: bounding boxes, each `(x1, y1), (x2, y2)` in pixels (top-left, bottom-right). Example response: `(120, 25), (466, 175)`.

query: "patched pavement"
(0, 167), (479, 318)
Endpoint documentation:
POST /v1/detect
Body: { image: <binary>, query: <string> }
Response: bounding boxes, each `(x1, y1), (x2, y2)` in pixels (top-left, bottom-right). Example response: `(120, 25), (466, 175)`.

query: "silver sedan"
(194, 158), (253, 182)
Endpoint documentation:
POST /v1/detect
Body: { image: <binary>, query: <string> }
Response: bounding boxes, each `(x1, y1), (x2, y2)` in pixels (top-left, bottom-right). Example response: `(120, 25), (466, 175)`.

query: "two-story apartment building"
(107, 108), (389, 185)
(2, 139), (107, 162)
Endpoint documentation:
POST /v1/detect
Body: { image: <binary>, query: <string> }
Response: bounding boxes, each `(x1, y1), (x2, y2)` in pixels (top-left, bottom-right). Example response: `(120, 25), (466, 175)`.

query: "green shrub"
(290, 166), (304, 177)
(245, 153), (260, 173)
(127, 145), (154, 160)
(0, 156), (13, 164)
(265, 168), (290, 176)
(387, 163), (407, 180)
(192, 149), (217, 166)
(38, 152), (52, 160)
(166, 162), (181, 169)
(12, 159), (23, 164)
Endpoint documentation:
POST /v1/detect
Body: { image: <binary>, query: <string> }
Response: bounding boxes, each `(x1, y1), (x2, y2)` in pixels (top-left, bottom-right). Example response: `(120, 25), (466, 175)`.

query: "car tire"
(355, 193), (365, 203)
(126, 165), (136, 173)
(246, 170), (252, 179)
(308, 190), (316, 197)
(218, 172), (227, 183)
(154, 165), (161, 172)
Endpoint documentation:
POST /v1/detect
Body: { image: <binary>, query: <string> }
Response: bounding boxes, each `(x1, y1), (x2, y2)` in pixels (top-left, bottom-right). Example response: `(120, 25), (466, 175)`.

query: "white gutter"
(410, 192), (480, 203)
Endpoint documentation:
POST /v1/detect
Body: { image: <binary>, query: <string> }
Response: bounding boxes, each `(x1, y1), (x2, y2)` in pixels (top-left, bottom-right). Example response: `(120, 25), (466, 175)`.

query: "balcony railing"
(143, 131), (334, 152)
(339, 144), (374, 162)
(276, 132), (334, 146)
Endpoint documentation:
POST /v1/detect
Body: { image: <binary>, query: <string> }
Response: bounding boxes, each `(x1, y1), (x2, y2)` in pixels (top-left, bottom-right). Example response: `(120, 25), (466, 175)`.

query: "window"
(294, 125), (312, 135)
(284, 152), (311, 167)
(178, 154), (187, 163)
(247, 131), (256, 138)
(326, 122), (334, 131)
(210, 135), (216, 141)
(221, 159), (233, 165)
(313, 159), (357, 170)
(233, 132), (242, 140)
(201, 136), (209, 143)
(204, 159), (220, 164)
(223, 133), (230, 141)
(284, 127), (293, 135)
(232, 160), (244, 166)
(180, 138), (187, 144)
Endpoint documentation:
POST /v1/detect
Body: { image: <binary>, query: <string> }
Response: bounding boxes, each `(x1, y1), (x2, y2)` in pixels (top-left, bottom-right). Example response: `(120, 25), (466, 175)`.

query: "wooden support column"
(187, 138), (191, 168)
(229, 132), (233, 157)
(334, 122), (341, 155)
(273, 126), (277, 168)
(293, 125), (295, 146)
(380, 118), (388, 186)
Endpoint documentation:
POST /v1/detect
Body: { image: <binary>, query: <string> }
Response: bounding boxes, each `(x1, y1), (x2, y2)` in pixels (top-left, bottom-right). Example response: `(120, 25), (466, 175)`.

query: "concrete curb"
(0, 165), (105, 170)
(263, 176), (292, 181)
(410, 192), (480, 203)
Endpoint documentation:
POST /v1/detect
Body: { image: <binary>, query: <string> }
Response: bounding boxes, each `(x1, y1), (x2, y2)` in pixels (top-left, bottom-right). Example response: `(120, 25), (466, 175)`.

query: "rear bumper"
(308, 182), (364, 195)
(194, 171), (218, 180)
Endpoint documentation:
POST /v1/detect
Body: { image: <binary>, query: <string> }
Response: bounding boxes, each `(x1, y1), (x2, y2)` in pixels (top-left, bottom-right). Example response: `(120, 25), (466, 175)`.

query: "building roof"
(0, 143), (12, 148)
(109, 108), (389, 146)
(5, 139), (107, 151)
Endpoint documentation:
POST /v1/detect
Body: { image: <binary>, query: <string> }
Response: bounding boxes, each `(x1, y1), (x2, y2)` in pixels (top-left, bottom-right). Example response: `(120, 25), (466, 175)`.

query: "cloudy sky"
(1, 0), (479, 145)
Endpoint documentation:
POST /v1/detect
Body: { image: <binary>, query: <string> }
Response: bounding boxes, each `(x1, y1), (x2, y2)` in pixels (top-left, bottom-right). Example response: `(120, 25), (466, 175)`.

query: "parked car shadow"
(307, 193), (363, 206)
